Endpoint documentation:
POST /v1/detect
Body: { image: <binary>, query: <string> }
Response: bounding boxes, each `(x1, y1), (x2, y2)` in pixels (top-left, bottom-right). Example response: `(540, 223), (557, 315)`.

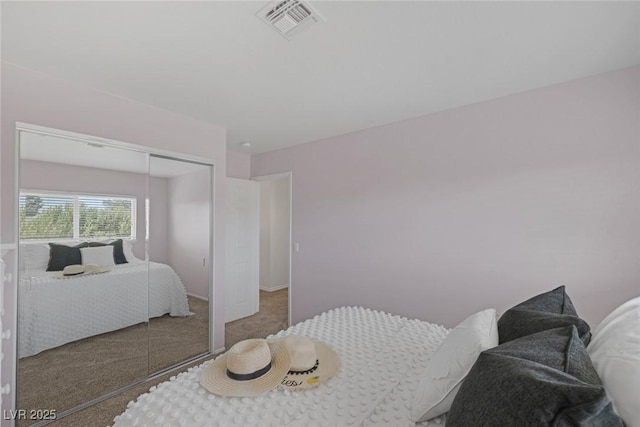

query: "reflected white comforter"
(113, 307), (450, 427)
(18, 261), (191, 358)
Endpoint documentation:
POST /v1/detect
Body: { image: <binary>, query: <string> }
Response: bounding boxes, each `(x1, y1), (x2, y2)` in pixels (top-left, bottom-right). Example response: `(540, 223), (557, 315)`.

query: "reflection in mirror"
(16, 129), (212, 425)
(17, 131), (152, 425)
(148, 156), (211, 373)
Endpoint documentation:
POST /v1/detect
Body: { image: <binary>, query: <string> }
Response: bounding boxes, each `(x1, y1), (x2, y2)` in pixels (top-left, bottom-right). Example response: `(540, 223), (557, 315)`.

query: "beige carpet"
(17, 296), (209, 426)
(22, 289), (288, 426)
(225, 289), (289, 349)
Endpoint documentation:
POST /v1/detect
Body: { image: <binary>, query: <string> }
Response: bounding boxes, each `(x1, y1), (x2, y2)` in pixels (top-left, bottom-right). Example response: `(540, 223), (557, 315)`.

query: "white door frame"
(252, 172), (293, 327)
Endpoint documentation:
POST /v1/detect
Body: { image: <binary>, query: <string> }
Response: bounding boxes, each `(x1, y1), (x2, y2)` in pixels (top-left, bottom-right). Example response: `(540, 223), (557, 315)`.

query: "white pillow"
(19, 244), (50, 271)
(122, 239), (141, 263)
(411, 308), (498, 422)
(587, 297), (640, 427)
(80, 246), (115, 267)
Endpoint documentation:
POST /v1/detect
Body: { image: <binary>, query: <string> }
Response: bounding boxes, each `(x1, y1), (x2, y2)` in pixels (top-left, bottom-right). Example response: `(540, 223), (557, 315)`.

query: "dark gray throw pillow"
(446, 326), (623, 427)
(498, 286), (591, 345)
(87, 239), (127, 265)
(46, 242), (89, 271)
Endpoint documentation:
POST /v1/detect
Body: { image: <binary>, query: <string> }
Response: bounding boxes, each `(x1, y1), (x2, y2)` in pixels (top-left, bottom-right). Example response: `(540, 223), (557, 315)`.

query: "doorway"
(257, 173), (291, 335)
(224, 172), (291, 349)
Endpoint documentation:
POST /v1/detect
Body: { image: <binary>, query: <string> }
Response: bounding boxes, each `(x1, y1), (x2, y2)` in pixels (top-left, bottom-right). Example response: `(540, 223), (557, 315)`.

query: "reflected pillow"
(87, 239), (127, 264)
(121, 239), (139, 263)
(498, 286), (591, 346)
(47, 242), (89, 271)
(411, 308), (498, 422)
(20, 244), (50, 271)
(447, 326), (623, 426)
(80, 245), (115, 267)
(588, 296), (640, 427)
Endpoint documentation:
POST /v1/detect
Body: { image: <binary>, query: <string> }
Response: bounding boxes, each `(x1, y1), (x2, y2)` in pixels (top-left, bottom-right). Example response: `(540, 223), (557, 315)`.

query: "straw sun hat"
(200, 336), (339, 397)
(278, 335), (339, 391)
(200, 339), (291, 397)
(61, 264), (109, 277)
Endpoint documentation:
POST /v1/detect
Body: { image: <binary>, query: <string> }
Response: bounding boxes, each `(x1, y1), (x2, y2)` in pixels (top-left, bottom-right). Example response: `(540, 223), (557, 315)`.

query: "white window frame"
(19, 189), (137, 242)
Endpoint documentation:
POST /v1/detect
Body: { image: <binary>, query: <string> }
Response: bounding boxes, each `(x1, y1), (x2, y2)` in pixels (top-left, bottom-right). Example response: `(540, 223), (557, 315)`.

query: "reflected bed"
(18, 260), (191, 358)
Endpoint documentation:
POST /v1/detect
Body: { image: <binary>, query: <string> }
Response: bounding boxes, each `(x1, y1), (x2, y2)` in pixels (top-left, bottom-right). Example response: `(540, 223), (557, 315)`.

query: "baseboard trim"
(187, 292), (209, 301)
(260, 283), (289, 292)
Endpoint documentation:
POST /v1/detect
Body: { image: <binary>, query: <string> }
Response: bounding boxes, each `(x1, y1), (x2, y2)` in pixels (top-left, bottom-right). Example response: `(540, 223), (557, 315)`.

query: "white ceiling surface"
(3, 1), (639, 154)
(20, 132), (209, 178)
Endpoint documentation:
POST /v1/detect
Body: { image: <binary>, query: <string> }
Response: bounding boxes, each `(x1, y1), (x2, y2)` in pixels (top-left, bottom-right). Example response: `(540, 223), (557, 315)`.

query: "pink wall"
(148, 177), (170, 264)
(226, 149), (251, 179)
(168, 168), (211, 298)
(1, 63), (227, 413)
(20, 159), (170, 262)
(252, 66), (640, 329)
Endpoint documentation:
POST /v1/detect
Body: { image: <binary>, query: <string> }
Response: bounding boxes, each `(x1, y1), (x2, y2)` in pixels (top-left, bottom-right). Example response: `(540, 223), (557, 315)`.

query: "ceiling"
(2, 1), (639, 154)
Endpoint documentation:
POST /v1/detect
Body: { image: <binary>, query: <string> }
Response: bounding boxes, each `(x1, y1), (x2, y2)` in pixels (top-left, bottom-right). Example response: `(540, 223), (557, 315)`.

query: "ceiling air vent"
(257, 0), (325, 40)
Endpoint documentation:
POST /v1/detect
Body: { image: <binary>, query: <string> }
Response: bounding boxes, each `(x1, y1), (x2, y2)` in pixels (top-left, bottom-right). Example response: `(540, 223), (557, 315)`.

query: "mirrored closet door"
(147, 155), (211, 373)
(15, 126), (213, 425)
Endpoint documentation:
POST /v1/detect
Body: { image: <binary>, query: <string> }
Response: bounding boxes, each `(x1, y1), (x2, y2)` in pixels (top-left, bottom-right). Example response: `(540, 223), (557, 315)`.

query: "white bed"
(113, 289), (638, 427)
(18, 260), (191, 358)
(113, 306), (450, 427)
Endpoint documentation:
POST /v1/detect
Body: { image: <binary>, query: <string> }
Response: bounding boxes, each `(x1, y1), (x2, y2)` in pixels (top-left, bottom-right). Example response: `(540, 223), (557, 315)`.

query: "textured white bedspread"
(113, 306), (450, 427)
(19, 261), (190, 358)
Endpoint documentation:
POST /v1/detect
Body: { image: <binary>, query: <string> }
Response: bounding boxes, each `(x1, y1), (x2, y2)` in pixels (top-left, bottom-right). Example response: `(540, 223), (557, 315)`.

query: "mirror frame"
(14, 122), (216, 425)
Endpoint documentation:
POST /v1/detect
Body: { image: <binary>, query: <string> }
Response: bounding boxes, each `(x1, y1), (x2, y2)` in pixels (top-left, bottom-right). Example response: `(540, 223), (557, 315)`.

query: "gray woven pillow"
(498, 286), (591, 345)
(447, 326), (622, 427)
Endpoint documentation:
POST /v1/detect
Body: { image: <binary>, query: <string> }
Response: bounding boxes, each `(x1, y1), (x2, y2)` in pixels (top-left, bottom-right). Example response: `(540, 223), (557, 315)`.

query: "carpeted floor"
(21, 289), (288, 426)
(17, 296), (209, 426)
(225, 288), (289, 349)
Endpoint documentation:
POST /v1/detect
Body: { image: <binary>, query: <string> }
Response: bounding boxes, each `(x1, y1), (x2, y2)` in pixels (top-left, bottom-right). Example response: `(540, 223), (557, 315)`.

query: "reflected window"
(19, 191), (136, 241)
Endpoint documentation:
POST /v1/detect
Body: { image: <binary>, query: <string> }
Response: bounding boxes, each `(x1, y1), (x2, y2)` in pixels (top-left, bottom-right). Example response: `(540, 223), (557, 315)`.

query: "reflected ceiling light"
(84, 142), (104, 148)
